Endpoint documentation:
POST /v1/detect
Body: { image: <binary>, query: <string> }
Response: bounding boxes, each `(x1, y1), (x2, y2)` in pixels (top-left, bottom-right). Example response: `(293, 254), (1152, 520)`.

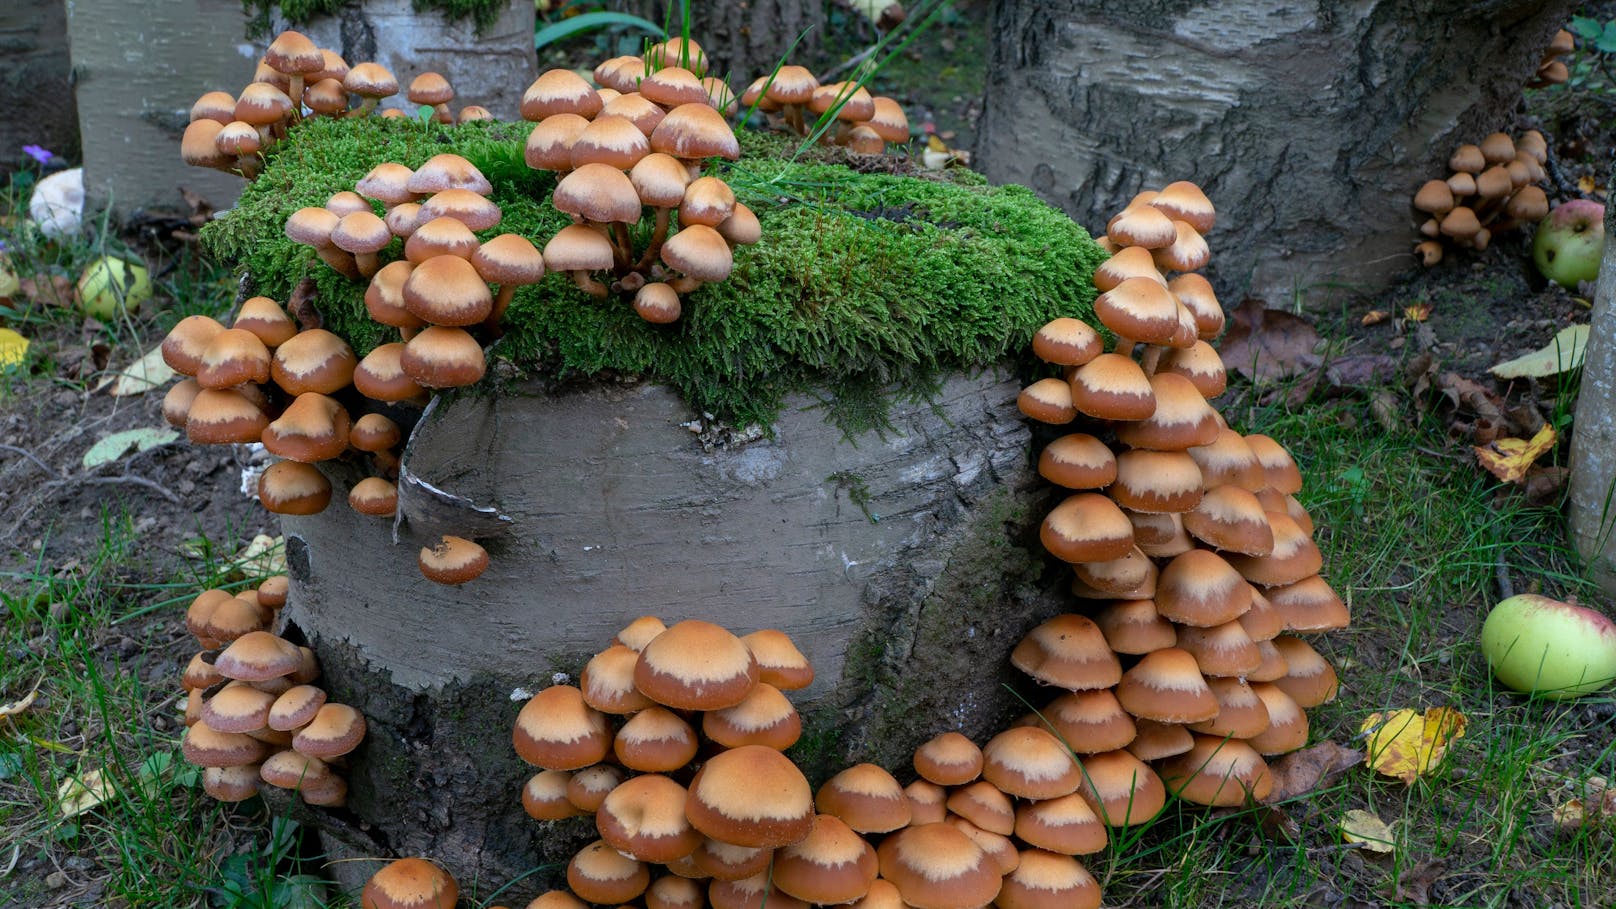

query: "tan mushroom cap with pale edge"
(407, 153), (491, 196)
(741, 628), (815, 690)
(523, 769), (581, 821)
(1114, 647), (1218, 723)
(522, 68), (603, 121)
(1155, 548), (1253, 626)
(163, 315), (225, 376)
(1040, 492), (1133, 563)
(183, 720), (270, 768)
(197, 328), (271, 389)
(612, 704), (693, 769)
(526, 113), (592, 171)
(1036, 688), (1138, 752)
(1184, 484), (1275, 555)
(651, 103), (741, 161)
(200, 682), (276, 734)
(995, 849), (1101, 909)
(568, 841), (653, 906)
(258, 460), (332, 515)
(876, 823), (1003, 909)
(1031, 317), (1101, 366)
(1109, 449), (1204, 514)
(1150, 181), (1216, 234)
(772, 814), (879, 905)
(686, 744), (815, 849)
(948, 781), (1015, 835)
(262, 392), (350, 463)
(419, 534), (489, 585)
(1070, 352), (1156, 421)
(1010, 614), (1122, 691)
(402, 325), (486, 388)
(403, 255), (493, 326)
(642, 66), (711, 108)
(634, 619), (759, 710)
(271, 329), (357, 397)
(267, 684), (326, 731)
(597, 773), (703, 863)
(1115, 372), (1220, 451)
(815, 763), (911, 834)
(913, 731), (984, 786)
(215, 631), (303, 682)
(362, 858), (459, 909)
(981, 726), (1083, 799)
(1107, 203), (1177, 249)
(702, 682), (801, 750)
(512, 684), (610, 770)
(1037, 433), (1116, 489)
(572, 114), (652, 170)
(291, 702), (366, 758)
(355, 342), (425, 402)
(1159, 735), (1273, 806)
(1017, 377), (1077, 425)
(662, 224), (734, 283)
(555, 163), (645, 224)
(348, 477), (398, 517)
(233, 297), (296, 349)
(187, 387), (268, 445)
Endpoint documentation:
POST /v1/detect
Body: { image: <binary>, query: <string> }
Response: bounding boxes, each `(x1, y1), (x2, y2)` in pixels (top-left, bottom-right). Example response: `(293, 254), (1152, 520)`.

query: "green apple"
(1532, 199), (1605, 289)
(1480, 594), (1616, 699)
(76, 255), (152, 321)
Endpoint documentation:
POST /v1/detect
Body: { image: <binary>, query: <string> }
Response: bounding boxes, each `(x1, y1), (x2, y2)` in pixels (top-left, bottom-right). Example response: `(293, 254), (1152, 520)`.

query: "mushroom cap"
(348, 477), (399, 517)
(1184, 485), (1275, 555)
(741, 628), (815, 690)
(1123, 718), (1195, 761)
(1110, 449), (1204, 514)
(349, 412), (401, 452)
(603, 92), (668, 136)
(187, 387), (269, 445)
(1247, 683), (1309, 755)
(1096, 276), (1180, 344)
(1114, 648), (1218, 723)
(407, 71), (454, 105)
(1031, 317), (1102, 366)
(357, 162), (417, 206)
(566, 764), (624, 812)
(524, 770), (583, 820)
(1039, 493), (1133, 563)
(641, 66), (711, 108)
(1106, 203), (1177, 249)
(808, 82), (875, 121)
(197, 328), (272, 390)
(913, 731), (984, 786)
(1189, 676), (1271, 738)
(1151, 220), (1211, 273)
(630, 152), (692, 207)
(592, 55), (647, 94)
(473, 233), (546, 286)
(650, 103), (741, 161)
(646, 37), (708, 75)
(190, 91), (238, 124)
(616, 615), (668, 651)
(634, 619), (759, 710)
(354, 342), (425, 402)
(981, 726), (1082, 800)
(995, 849), (1101, 909)
(1158, 339), (1228, 398)
(214, 120), (262, 157)
(1169, 272), (1225, 340)
(418, 534), (489, 584)
(1071, 545), (1155, 597)
(1092, 245), (1165, 293)
(572, 114), (652, 170)
(581, 643), (656, 714)
(182, 720), (269, 768)
(646, 872), (705, 909)
(1034, 688), (1138, 753)
(876, 823), (1002, 909)
(613, 705), (699, 772)
(264, 30), (324, 75)
(1225, 512), (1322, 587)
(1150, 181), (1216, 233)
(702, 682), (802, 750)
(522, 68), (603, 120)
(1413, 179), (1455, 215)
(162, 315), (226, 376)
(233, 297), (297, 349)
(343, 61), (397, 98)
(215, 631), (303, 682)
(865, 96), (911, 143)
(1009, 614), (1122, 691)
(1239, 587), (1287, 642)
(685, 744), (814, 848)
(1270, 635), (1339, 707)
(1013, 794), (1107, 857)
(680, 176), (737, 228)
(555, 162), (644, 224)
(1070, 353), (1156, 421)
(292, 702), (367, 758)
(1037, 433), (1116, 489)
(598, 774), (703, 864)
(905, 779), (947, 825)
(1188, 428), (1264, 490)
(947, 780), (1015, 836)
(1156, 549), (1252, 626)
(200, 682), (276, 734)
(420, 189), (502, 232)
(1074, 749), (1167, 826)
(258, 460), (332, 515)
(235, 82), (293, 126)
(567, 840), (650, 905)
(526, 113), (592, 171)
(202, 765), (262, 802)
(1017, 377), (1077, 425)
(271, 329), (356, 397)
(772, 814), (879, 905)
(692, 838), (774, 882)
(662, 224), (734, 283)
(403, 254), (494, 326)
(362, 858), (458, 909)
(1115, 372), (1221, 451)
(815, 763), (911, 834)
(1264, 574), (1349, 632)
(401, 325), (486, 388)
(262, 392), (350, 463)
(544, 223), (616, 273)
(407, 153), (491, 196)
(267, 684), (327, 731)
(1159, 735), (1273, 806)
(512, 685), (610, 770)
(405, 216), (480, 264)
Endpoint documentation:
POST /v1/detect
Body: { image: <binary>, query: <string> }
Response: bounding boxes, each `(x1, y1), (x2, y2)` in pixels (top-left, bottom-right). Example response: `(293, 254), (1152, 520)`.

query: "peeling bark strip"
(1569, 199), (1616, 593)
(978, 0), (1574, 307)
(283, 371), (1064, 889)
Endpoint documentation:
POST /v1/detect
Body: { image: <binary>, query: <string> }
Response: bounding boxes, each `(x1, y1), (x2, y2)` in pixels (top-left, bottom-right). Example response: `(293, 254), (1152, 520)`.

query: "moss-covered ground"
(203, 118), (1104, 430)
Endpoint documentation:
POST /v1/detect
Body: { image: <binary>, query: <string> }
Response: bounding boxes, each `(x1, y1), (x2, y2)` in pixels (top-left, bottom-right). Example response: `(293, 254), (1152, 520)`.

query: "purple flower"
(22, 145), (54, 165)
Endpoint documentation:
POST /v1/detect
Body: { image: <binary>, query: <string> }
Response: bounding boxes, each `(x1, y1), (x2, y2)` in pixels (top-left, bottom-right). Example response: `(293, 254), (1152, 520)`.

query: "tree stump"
(280, 370), (1062, 892)
(978, 0), (1575, 307)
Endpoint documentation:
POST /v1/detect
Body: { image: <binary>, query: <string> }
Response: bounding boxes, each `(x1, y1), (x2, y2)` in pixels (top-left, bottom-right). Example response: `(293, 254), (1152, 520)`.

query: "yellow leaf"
(231, 534), (286, 578)
(0, 689), (38, 721)
(1474, 424), (1557, 484)
(0, 328), (29, 368)
(1360, 706), (1467, 784)
(1340, 808), (1396, 853)
(1553, 797), (1588, 830)
(1579, 175), (1597, 194)
(1490, 324), (1589, 379)
(56, 767), (118, 818)
(1403, 304), (1431, 322)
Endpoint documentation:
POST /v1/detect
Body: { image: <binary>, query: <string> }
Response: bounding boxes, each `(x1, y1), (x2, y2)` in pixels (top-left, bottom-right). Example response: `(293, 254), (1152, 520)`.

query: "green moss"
(202, 117), (1104, 429)
(243, 0), (508, 36)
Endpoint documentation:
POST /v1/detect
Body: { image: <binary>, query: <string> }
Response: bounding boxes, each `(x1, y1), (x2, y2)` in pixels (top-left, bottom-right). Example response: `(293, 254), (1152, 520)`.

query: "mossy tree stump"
(207, 118), (1106, 891)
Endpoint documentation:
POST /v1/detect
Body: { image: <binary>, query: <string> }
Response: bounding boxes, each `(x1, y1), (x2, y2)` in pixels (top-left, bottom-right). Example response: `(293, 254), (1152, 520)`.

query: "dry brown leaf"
(56, 767), (118, 818)
(19, 274), (76, 308)
(1361, 309), (1390, 326)
(1263, 740), (1365, 803)
(1361, 707), (1467, 784)
(1216, 298), (1324, 383)
(0, 688), (38, 721)
(1475, 424), (1557, 485)
(1393, 859), (1446, 905)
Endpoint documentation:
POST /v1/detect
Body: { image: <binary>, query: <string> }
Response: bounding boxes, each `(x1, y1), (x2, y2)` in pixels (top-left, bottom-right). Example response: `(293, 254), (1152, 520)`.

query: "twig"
(1496, 552), (1515, 601)
(0, 444), (60, 478)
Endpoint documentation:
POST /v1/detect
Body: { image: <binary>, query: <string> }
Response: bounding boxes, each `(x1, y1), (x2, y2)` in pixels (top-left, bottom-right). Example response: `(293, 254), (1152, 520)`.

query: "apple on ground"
(1480, 593), (1616, 699)
(1532, 199), (1605, 289)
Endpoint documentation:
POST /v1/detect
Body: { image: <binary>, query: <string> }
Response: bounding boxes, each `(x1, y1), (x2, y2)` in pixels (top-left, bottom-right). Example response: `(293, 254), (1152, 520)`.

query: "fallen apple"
(1532, 199), (1605, 289)
(1480, 594), (1616, 699)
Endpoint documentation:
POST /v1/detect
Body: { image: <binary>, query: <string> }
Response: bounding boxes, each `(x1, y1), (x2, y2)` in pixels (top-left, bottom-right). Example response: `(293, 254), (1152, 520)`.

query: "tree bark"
(623, 0), (825, 86)
(1568, 198), (1616, 594)
(978, 0), (1576, 308)
(280, 371), (1062, 894)
(0, 0), (79, 177)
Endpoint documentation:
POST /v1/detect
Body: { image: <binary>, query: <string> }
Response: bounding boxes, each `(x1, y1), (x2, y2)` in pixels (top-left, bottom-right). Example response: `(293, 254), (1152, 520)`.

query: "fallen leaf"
(1524, 465), (1570, 505)
(56, 767), (118, 818)
(1326, 354), (1399, 390)
(1475, 424), (1557, 485)
(1360, 707), (1467, 784)
(1490, 324), (1590, 379)
(1394, 859), (1446, 905)
(231, 534), (286, 578)
(1215, 298), (1323, 383)
(18, 274), (75, 308)
(0, 328), (29, 368)
(82, 427), (180, 470)
(1579, 175), (1598, 194)
(1552, 778), (1616, 831)
(94, 344), (176, 397)
(1340, 808), (1396, 853)
(1263, 741), (1365, 802)
(1361, 310), (1389, 326)
(1403, 304), (1432, 322)
(0, 689), (38, 721)
(0, 260), (18, 298)
(1554, 797), (1590, 830)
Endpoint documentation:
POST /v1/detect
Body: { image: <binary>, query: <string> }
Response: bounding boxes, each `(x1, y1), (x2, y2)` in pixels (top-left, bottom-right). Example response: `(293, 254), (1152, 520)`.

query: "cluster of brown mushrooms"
(1015, 183), (1346, 807)
(181, 29), (485, 181)
(158, 289), (489, 586)
(178, 575), (367, 807)
(738, 66), (910, 155)
(1527, 28), (1575, 89)
(518, 38), (760, 321)
(512, 616), (1112, 909)
(1411, 130), (1550, 265)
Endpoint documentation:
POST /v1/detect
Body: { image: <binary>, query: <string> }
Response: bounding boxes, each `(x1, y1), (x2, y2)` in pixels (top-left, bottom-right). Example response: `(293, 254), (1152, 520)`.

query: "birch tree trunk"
(1568, 200), (1616, 593)
(978, 0), (1576, 307)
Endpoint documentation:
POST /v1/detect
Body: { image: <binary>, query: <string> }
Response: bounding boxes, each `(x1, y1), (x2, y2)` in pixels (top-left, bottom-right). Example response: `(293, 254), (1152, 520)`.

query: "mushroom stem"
(235, 155), (262, 181)
(611, 222), (635, 273)
(1139, 345), (1165, 376)
(1114, 338), (1137, 359)
(634, 207), (672, 272)
(668, 275), (702, 294)
(570, 270), (609, 299)
(348, 97), (378, 118)
(611, 272), (647, 294)
(315, 245), (361, 280)
(287, 75), (307, 121)
(785, 103), (805, 136)
(487, 284), (516, 328)
(355, 252), (381, 279)
(432, 103), (452, 124)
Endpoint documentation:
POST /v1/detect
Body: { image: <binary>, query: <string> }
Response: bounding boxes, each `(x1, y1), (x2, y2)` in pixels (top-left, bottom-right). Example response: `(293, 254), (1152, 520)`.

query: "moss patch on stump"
(203, 117), (1104, 429)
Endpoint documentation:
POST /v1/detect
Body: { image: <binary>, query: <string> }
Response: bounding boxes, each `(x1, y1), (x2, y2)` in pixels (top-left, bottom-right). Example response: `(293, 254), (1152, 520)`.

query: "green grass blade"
(534, 11), (666, 52)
